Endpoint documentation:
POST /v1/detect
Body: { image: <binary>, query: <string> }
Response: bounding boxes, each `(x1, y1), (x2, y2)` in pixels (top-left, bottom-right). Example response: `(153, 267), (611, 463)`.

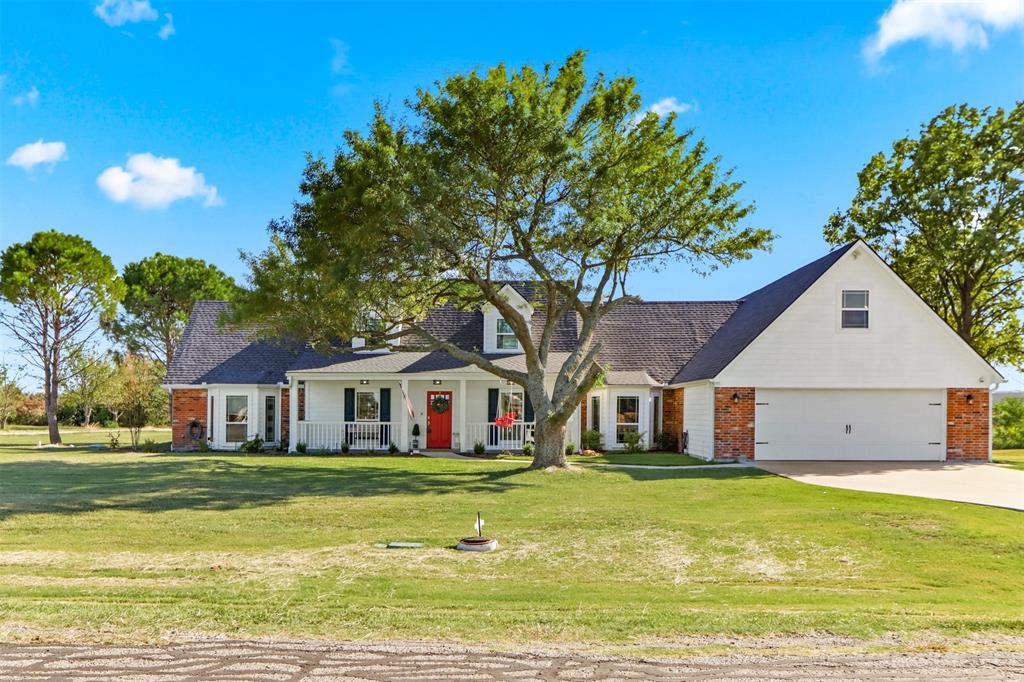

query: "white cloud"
(864, 0), (1024, 61)
(97, 153), (223, 209)
(6, 140), (68, 172)
(11, 86), (39, 108)
(158, 12), (175, 40)
(330, 38), (351, 74)
(647, 96), (696, 117)
(93, 0), (158, 27)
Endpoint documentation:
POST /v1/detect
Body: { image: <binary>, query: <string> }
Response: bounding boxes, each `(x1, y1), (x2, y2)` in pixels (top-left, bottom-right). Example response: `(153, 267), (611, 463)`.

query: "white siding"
(716, 245), (1001, 389)
(683, 382), (714, 459)
(482, 285), (534, 353)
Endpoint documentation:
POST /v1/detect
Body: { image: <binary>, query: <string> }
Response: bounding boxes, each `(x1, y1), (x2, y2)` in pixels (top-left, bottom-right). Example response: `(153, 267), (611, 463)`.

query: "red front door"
(426, 391), (453, 449)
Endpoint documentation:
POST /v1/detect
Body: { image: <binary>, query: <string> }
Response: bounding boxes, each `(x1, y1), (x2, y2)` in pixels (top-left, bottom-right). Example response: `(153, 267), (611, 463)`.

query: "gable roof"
(165, 301), (302, 385)
(670, 242), (856, 384)
(596, 301), (738, 384)
(167, 244), (869, 388)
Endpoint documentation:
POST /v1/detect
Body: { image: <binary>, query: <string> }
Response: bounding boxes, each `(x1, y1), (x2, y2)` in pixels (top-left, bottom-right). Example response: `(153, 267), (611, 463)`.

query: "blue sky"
(2, 0), (1022, 388)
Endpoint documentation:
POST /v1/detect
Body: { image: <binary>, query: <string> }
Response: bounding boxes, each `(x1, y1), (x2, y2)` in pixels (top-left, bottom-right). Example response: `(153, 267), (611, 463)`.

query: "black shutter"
(488, 388), (499, 447)
(344, 388), (355, 421)
(524, 393), (534, 422)
(344, 387), (355, 446)
(379, 388), (391, 446)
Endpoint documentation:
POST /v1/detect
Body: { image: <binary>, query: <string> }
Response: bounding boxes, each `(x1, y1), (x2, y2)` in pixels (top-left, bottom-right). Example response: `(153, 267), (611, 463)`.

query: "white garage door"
(754, 389), (946, 461)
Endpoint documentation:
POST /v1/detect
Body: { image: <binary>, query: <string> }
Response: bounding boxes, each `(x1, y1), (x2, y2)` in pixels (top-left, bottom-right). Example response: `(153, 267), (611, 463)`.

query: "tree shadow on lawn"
(0, 456), (530, 520)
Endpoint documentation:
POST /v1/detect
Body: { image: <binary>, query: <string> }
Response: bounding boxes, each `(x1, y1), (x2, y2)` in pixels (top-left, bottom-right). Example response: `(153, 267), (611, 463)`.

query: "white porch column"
(288, 376), (299, 453)
(399, 378), (410, 452)
(458, 378), (467, 454)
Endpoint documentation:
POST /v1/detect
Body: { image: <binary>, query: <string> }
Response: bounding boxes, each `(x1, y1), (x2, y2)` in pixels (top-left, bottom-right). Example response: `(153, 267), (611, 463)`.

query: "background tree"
(237, 52), (772, 468)
(62, 349), (117, 427)
(0, 230), (124, 444)
(108, 253), (238, 369)
(0, 362), (26, 430)
(825, 103), (1023, 369)
(112, 355), (165, 448)
(994, 396), (1024, 450)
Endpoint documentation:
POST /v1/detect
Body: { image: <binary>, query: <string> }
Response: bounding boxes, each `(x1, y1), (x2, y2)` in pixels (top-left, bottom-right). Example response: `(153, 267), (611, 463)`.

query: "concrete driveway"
(756, 461), (1024, 511)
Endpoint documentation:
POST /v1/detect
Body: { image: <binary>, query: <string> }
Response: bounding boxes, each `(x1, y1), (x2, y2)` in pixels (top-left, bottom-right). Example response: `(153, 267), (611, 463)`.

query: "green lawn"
(0, 428), (170, 448)
(994, 449), (1024, 471)
(0, 448), (1020, 649)
(500, 451), (716, 466)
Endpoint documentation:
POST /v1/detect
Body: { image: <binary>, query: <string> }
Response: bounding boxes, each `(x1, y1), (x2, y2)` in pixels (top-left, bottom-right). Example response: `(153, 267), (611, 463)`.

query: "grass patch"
(994, 449), (1024, 471)
(499, 451), (716, 466)
(0, 449), (1020, 646)
(0, 428), (170, 448)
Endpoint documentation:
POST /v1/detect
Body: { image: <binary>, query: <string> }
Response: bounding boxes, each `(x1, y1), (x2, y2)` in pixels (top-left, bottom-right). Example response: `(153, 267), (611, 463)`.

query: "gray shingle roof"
(165, 301), (302, 385)
(670, 242), (855, 384)
(167, 245), (855, 388)
(596, 302), (739, 384)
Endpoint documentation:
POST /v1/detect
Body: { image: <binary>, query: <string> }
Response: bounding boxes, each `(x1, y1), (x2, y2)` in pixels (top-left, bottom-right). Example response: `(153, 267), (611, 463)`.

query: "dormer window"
(841, 290), (869, 329)
(496, 319), (519, 350)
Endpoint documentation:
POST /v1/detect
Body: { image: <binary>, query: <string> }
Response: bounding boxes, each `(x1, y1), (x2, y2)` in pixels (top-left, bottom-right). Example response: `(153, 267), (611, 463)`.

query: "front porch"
(288, 374), (569, 454)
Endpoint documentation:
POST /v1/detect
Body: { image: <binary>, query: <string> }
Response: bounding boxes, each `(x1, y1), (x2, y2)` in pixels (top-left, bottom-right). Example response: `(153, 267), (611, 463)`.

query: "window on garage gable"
(841, 290), (869, 329)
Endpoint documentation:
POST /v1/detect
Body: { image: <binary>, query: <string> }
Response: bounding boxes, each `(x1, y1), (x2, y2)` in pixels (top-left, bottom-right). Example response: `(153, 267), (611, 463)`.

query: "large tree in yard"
(108, 253), (238, 369)
(0, 231), (124, 444)
(237, 52), (773, 468)
(826, 103), (1023, 369)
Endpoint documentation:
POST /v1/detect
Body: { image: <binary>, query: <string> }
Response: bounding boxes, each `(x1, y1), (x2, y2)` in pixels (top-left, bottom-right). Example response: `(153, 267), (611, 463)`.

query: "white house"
(165, 241), (1003, 461)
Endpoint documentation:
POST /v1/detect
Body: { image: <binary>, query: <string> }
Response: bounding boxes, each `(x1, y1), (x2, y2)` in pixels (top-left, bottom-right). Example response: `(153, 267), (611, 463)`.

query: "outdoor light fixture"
(360, 379), (370, 385)
(432, 379), (442, 385)
(732, 392), (740, 404)
(965, 393), (974, 404)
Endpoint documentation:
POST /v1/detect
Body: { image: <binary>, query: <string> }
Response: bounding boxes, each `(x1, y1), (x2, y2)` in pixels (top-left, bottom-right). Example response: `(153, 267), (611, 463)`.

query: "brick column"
(171, 388), (208, 451)
(946, 388), (990, 462)
(714, 387), (755, 460)
(662, 388), (685, 452)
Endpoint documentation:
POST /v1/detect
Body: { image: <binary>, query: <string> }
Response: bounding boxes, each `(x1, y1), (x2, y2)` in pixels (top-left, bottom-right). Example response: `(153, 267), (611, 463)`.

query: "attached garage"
(754, 389), (946, 461)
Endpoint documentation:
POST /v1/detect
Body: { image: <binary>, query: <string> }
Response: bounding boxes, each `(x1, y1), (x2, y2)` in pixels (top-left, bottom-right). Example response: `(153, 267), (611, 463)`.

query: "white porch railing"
(296, 421), (395, 451)
(464, 422), (536, 451)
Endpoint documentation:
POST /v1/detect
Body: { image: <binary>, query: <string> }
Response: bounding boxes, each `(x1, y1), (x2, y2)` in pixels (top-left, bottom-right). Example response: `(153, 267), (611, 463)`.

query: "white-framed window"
(652, 395), (661, 435)
(264, 395), (276, 442)
(225, 395), (248, 443)
(590, 395), (601, 431)
(615, 396), (639, 444)
(841, 290), (869, 329)
(356, 390), (379, 421)
(496, 318), (519, 350)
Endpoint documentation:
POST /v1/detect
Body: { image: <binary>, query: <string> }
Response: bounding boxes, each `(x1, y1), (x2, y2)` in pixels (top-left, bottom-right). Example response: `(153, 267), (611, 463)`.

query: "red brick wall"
(714, 387), (755, 460)
(171, 388), (208, 451)
(662, 388), (685, 452)
(280, 388), (290, 447)
(946, 388), (990, 462)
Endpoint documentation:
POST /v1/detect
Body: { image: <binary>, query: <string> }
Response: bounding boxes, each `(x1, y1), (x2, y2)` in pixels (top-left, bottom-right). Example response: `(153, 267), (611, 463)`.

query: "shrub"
(340, 442), (350, 454)
(564, 442), (576, 456)
(580, 429), (603, 451)
(388, 442), (399, 454)
(622, 429), (645, 453)
(473, 441), (486, 455)
(193, 438), (211, 452)
(102, 420), (119, 429)
(654, 431), (678, 452)
(139, 438), (162, 453)
(522, 441), (535, 457)
(239, 436), (264, 453)
(107, 431), (120, 449)
(295, 441), (307, 453)
(994, 397), (1024, 449)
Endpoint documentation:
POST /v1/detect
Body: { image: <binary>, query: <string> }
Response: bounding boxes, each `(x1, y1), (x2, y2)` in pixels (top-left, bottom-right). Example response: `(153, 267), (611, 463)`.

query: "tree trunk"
(530, 418), (568, 469)
(44, 365), (61, 445)
(83, 406), (92, 427)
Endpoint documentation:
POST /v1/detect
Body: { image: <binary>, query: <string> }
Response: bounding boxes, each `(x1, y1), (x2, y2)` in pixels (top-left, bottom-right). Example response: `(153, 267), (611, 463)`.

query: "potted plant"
(411, 423), (421, 451)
